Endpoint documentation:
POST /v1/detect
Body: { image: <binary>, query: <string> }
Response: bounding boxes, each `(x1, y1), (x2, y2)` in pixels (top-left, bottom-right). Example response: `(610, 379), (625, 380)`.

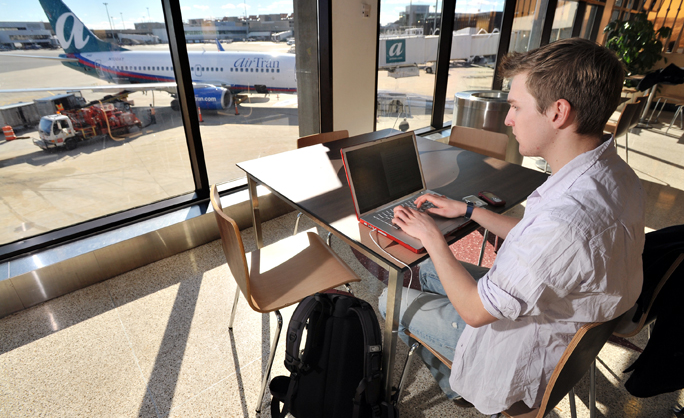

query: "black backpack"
(269, 292), (399, 418)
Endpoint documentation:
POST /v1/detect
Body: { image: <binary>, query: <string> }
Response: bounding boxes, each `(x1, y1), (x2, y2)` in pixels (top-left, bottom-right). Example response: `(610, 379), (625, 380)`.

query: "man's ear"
(547, 99), (573, 129)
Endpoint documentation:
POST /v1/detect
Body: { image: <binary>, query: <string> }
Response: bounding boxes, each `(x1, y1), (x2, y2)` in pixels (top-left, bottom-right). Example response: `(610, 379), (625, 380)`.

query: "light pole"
(147, 7), (151, 22)
(103, 3), (114, 33)
(120, 12), (125, 30)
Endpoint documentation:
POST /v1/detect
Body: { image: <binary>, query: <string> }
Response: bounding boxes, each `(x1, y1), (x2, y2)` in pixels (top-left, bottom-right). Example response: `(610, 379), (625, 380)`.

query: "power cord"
(368, 229), (416, 314)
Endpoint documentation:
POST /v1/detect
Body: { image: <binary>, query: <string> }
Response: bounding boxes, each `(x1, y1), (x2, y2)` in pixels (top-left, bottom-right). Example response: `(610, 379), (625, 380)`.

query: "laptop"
(340, 132), (470, 253)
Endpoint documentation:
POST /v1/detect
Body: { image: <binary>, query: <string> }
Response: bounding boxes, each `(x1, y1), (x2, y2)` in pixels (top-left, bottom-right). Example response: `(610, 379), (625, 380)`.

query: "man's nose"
(504, 109), (514, 126)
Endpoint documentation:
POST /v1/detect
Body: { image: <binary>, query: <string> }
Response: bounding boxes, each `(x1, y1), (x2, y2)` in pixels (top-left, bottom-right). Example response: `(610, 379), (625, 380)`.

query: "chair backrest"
(210, 185), (254, 308)
(614, 102), (639, 138)
(536, 315), (623, 417)
(297, 130), (349, 149)
(448, 125), (508, 160)
(614, 223), (684, 338)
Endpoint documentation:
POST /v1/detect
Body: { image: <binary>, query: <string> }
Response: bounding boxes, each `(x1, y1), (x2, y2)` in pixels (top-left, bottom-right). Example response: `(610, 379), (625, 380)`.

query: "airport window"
(509, 0), (547, 53)
(442, 1), (505, 124)
(376, 1), (442, 132)
(179, 0), (301, 186)
(0, 1), (195, 248)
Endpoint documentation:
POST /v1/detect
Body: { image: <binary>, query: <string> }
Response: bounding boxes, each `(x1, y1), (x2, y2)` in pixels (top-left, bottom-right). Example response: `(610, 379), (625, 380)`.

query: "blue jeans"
(378, 260), (489, 400)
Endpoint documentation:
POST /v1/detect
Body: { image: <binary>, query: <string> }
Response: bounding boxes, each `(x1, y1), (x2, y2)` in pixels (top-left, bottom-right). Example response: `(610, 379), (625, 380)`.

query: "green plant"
(604, 12), (672, 77)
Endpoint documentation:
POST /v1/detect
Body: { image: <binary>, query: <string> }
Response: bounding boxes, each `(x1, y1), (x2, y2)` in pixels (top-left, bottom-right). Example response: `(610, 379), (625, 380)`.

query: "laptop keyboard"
(373, 198), (436, 229)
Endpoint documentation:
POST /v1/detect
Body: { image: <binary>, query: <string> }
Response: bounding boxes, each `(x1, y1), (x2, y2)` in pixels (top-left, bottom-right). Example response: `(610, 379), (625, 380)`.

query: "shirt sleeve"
(478, 214), (594, 320)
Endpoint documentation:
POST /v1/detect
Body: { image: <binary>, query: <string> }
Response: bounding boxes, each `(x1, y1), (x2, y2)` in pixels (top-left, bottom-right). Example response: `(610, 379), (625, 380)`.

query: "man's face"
(504, 73), (555, 158)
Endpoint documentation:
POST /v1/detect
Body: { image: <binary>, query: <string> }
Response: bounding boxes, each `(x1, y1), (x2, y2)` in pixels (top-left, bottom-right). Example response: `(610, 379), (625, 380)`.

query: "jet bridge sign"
(386, 39), (406, 63)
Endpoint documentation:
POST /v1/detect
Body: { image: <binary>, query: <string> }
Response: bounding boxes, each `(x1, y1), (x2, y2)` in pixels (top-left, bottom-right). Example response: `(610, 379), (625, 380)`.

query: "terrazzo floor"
(3, 110), (684, 417)
(1, 210), (682, 417)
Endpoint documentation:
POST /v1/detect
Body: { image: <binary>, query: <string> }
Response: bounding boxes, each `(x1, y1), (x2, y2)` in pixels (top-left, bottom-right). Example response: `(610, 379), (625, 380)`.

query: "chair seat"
(248, 230), (361, 312)
(406, 331), (453, 368)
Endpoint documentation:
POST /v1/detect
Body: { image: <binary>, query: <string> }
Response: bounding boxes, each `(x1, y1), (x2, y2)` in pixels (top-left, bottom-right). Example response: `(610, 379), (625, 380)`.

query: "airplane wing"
(0, 82), (216, 95)
(2, 54), (79, 63)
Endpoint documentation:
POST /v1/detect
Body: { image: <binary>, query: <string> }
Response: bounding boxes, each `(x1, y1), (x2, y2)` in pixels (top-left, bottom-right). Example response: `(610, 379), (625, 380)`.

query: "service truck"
(33, 103), (142, 151)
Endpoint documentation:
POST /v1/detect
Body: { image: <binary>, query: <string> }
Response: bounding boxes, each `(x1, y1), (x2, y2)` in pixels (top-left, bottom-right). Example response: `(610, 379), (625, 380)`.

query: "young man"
(379, 38), (645, 415)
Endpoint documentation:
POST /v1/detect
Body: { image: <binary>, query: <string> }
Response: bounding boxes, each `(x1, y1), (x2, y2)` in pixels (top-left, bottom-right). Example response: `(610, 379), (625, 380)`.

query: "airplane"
(0, 0), (297, 111)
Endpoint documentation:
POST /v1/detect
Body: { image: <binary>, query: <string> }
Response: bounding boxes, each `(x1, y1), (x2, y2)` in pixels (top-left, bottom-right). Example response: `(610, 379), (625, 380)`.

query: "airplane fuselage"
(63, 50), (297, 94)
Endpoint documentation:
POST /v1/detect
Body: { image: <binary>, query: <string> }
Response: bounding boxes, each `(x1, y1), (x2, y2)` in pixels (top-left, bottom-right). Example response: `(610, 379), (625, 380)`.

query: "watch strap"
(464, 201), (474, 220)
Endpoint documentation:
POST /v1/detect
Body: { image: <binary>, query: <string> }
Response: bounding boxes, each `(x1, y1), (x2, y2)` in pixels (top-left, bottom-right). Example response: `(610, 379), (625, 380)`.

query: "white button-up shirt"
(449, 136), (645, 414)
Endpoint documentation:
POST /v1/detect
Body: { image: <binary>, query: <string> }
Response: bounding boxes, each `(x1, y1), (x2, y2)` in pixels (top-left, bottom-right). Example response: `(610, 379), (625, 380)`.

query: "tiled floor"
(1, 117), (684, 417)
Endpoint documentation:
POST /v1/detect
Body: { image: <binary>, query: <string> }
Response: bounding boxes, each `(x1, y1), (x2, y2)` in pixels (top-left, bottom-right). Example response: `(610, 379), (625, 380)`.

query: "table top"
(238, 131), (548, 270)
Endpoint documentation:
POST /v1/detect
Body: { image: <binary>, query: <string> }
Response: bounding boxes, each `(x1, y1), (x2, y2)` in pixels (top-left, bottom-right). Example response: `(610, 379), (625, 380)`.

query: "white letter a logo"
(55, 12), (90, 50)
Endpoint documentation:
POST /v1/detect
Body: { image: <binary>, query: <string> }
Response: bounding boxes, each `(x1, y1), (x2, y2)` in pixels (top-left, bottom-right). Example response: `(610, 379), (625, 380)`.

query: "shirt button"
(452, 322), (458, 329)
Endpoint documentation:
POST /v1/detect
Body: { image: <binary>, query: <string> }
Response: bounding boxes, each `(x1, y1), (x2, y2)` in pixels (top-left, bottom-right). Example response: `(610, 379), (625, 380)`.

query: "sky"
(4, 0), (505, 30)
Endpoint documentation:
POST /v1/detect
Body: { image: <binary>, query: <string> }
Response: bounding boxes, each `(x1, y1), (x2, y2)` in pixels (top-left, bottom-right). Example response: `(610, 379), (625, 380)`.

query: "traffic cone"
(234, 101), (240, 115)
(197, 106), (203, 122)
(3, 125), (16, 141)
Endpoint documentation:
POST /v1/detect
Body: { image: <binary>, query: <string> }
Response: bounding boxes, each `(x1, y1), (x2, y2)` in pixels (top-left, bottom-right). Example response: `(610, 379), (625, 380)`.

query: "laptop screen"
(344, 133), (424, 215)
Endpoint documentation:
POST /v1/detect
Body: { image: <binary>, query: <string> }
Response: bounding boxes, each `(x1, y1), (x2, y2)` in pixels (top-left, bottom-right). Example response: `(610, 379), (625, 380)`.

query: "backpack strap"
(284, 294), (330, 373)
(277, 293), (334, 418)
(348, 302), (384, 418)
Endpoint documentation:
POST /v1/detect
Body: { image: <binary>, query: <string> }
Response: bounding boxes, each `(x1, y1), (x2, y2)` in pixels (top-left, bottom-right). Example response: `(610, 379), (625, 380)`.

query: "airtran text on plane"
(233, 58), (280, 69)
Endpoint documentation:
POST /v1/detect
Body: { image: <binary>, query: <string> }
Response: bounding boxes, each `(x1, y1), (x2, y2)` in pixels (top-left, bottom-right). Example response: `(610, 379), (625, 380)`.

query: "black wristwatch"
(464, 201), (475, 220)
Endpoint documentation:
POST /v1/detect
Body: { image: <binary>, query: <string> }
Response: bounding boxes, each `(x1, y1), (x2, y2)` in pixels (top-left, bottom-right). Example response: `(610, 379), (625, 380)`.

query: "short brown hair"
(499, 38), (624, 137)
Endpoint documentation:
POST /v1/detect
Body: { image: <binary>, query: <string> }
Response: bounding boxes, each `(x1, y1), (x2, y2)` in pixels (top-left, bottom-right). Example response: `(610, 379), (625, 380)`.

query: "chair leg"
(589, 359), (597, 418)
(569, 388), (577, 418)
(478, 229), (490, 267)
(666, 106), (683, 134)
(256, 310), (283, 413)
(653, 98), (668, 123)
(229, 288), (240, 329)
(395, 342), (420, 405)
(293, 212), (303, 235)
(344, 283), (355, 295)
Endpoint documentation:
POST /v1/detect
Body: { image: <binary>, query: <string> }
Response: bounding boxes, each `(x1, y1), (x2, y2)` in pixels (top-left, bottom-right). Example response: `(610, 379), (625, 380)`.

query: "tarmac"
(0, 43), (497, 246)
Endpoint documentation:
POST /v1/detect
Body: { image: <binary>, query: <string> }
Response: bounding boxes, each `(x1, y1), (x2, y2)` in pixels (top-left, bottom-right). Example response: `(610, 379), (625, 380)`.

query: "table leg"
(247, 176), (264, 249)
(383, 267), (402, 402)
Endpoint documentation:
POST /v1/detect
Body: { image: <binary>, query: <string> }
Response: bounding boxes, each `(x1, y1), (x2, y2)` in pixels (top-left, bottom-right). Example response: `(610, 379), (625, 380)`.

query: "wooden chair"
(604, 102), (639, 164)
(296, 129), (349, 149)
(293, 130), (349, 236)
(448, 125), (509, 266)
(397, 315), (623, 418)
(210, 184), (361, 412)
(448, 125), (509, 162)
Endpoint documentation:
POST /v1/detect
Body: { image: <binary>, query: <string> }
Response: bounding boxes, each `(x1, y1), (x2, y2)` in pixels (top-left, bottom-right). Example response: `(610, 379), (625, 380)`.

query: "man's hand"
(392, 205), (443, 244)
(414, 194), (467, 219)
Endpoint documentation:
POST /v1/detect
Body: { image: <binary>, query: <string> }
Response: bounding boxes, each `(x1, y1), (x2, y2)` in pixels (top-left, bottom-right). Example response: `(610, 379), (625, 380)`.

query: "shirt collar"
(533, 134), (615, 201)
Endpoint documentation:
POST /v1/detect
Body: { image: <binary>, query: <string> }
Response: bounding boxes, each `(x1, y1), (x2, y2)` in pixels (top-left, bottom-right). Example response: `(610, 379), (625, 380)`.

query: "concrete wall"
(332, 0), (379, 136)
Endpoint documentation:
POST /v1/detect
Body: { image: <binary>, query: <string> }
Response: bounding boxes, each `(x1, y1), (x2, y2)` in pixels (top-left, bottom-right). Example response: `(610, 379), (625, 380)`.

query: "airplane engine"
(194, 86), (232, 110)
